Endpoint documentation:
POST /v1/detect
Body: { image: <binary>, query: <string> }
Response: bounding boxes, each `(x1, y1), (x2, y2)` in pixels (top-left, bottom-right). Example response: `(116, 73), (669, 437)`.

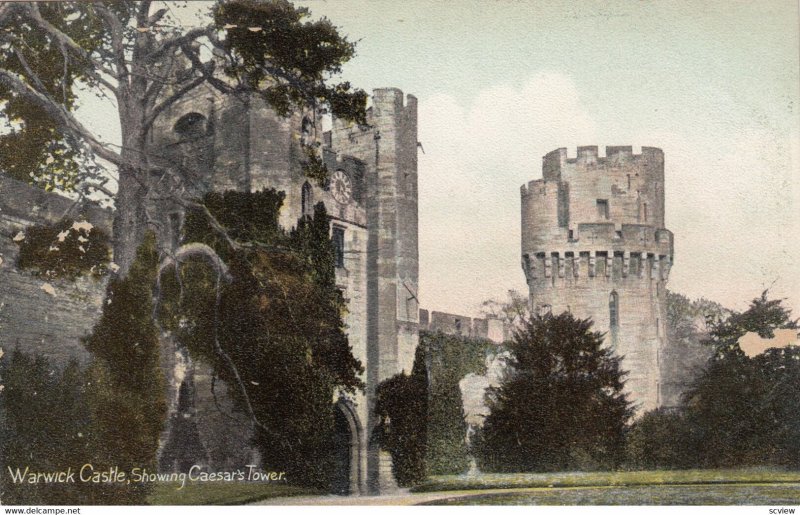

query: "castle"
(0, 86), (420, 496)
(521, 146), (674, 411)
(1, 86), (685, 494)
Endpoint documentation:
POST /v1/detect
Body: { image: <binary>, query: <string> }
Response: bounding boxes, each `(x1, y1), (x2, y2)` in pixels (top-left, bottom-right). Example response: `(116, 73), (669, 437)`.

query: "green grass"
(147, 481), (321, 505)
(419, 484), (800, 505)
(412, 468), (800, 493)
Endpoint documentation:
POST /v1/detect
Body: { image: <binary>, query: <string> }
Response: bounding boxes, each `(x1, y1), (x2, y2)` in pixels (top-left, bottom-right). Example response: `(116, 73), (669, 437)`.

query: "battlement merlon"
(541, 146), (664, 179)
(371, 88), (417, 112)
(330, 88), (417, 141)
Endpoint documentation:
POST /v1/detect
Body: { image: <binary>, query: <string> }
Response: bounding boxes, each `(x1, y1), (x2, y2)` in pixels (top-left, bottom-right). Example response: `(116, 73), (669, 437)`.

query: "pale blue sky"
(76, 1), (800, 317)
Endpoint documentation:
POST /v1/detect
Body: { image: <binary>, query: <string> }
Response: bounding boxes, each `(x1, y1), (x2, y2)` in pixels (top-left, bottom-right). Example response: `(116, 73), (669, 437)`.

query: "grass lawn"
(147, 481), (321, 505)
(412, 468), (800, 493)
(419, 484), (800, 505)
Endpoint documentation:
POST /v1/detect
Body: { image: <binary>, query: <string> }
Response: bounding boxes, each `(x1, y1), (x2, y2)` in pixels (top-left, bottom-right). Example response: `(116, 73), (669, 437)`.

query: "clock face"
(331, 170), (353, 204)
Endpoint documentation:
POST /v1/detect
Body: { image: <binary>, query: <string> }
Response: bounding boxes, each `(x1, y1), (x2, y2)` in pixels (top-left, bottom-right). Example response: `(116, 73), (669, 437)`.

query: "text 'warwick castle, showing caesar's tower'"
(521, 146), (674, 412)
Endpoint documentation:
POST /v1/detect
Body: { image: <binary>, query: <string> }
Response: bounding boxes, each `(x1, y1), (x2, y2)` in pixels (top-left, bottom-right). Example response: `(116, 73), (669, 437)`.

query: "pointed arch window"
(301, 181), (314, 218)
(609, 291), (619, 328)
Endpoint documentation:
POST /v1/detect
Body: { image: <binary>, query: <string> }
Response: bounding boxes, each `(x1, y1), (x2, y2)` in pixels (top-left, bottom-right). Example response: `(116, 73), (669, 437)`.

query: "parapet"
(419, 308), (508, 344)
(371, 88), (417, 112)
(541, 146), (664, 176)
(520, 179), (561, 197)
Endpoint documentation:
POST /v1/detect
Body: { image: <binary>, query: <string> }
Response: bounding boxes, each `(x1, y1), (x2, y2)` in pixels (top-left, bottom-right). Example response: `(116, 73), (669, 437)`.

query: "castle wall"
(0, 175), (111, 366)
(419, 309), (508, 344)
(521, 147), (674, 413)
(151, 86), (419, 492)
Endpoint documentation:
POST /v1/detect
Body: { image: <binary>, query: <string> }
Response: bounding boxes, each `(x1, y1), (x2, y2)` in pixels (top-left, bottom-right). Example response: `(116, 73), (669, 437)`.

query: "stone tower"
(329, 89), (420, 492)
(520, 146), (674, 412)
(146, 84), (419, 494)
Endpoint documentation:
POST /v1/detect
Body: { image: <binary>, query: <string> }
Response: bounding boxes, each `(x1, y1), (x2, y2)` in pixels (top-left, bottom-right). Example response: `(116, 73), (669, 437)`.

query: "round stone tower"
(520, 146), (674, 412)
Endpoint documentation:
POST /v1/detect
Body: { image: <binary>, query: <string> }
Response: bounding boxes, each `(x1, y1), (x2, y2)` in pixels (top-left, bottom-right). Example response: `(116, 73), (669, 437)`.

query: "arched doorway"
(331, 399), (363, 495)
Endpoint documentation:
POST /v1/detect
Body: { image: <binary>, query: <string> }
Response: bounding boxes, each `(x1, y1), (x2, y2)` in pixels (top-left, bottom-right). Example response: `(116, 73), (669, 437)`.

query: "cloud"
(417, 72), (799, 318)
(418, 72), (597, 315)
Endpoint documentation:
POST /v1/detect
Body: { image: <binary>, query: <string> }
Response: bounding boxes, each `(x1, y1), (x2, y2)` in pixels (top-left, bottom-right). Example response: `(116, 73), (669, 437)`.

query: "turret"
(521, 146), (673, 413)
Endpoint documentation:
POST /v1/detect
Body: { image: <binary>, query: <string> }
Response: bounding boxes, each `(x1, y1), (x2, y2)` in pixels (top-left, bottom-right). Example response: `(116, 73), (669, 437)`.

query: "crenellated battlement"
(542, 145), (664, 179)
(520, 178), (561, 197)
(371, 87), (417, 112)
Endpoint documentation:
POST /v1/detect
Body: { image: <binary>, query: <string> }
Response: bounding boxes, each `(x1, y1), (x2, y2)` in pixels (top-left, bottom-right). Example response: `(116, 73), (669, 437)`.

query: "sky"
(76, 0), (800, 318)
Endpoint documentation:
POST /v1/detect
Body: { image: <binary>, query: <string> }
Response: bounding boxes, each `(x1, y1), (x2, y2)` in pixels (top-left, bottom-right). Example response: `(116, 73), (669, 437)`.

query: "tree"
(480, 289), (530, 331)
(476, 313), (632, 472)
(157, 192), (363, 488)
(82, 232), (166, 504)
(683, 291), (799, 468)
(0, 351), (94, 504)
(0, 0), (366, 277)
(374, 345), (428, 487)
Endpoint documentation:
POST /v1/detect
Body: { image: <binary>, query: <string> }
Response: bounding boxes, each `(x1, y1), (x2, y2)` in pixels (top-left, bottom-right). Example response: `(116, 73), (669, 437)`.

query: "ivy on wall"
(375, 330), (498, 484)
(15, 218), (110, 279)
(420, 331), (496, 476)
(158, 190), (363, 489)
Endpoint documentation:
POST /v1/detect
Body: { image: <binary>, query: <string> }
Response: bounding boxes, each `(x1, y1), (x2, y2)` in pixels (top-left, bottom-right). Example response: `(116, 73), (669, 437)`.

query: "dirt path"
(252, 487), (556, 506)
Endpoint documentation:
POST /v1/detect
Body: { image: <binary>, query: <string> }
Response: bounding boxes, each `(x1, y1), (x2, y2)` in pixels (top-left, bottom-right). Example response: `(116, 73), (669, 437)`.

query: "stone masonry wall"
(0, 175), (111, 366)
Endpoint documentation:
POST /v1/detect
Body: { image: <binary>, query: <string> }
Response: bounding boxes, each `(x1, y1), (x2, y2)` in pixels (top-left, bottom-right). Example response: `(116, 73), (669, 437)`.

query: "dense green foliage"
(81, 232), (167, 504)
(215, 0), (367, 125)
(16, 218), (110, 279)
(159, 190), (363, 489)
(476, 313), (632, 472)
(0, 2), (102, 190)
(683, 292), (799, 468)
(374, 345), (428, 487)
(0, 351), (94, 504)
(374, 331), (497, 484)
(624, 408), (697, 470)
(625, 292), (799, 471)
(420, 331), (495, 475)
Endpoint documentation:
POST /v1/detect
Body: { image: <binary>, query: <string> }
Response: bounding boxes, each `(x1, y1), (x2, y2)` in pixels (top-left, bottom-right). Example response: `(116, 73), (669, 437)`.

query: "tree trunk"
(112, 165), (148, 277)
(112, 101), (150, 278)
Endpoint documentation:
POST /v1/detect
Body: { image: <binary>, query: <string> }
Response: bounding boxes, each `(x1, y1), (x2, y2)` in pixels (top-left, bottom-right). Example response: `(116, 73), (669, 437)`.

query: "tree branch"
(92, 3), (129, 85)
(157, 242), (232, 282)
(26, 3), (119, 86)
(143, 61), (175, 113)
(136, 0), (153, 28)
(181, 43), (235, 96)
(0, 68), (123, 166)
(146, 26), (212, 63)
(148, 8), (168, 26)
(143, 74), (206, 132)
